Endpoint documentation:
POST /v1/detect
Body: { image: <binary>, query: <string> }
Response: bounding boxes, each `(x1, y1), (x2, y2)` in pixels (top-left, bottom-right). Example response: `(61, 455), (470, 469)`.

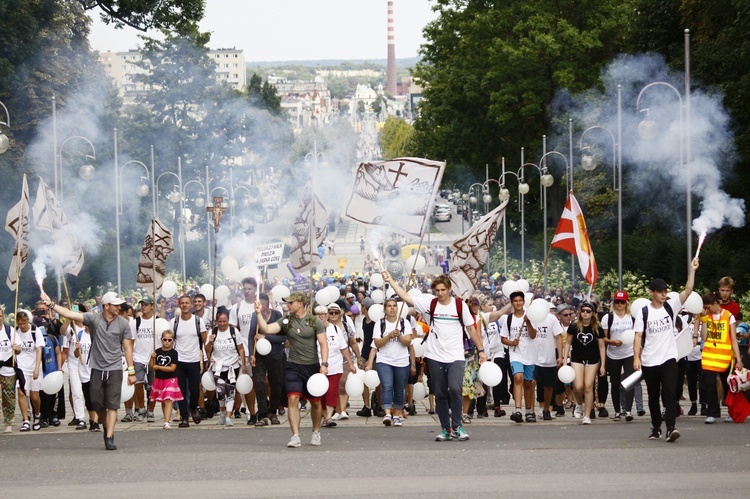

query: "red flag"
(725, 390), (750, 423)
(550, 191), (598, 286)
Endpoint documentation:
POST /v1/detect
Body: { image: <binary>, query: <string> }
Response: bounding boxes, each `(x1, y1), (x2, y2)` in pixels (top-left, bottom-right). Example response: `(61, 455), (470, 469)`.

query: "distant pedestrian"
(360, 236), (365, 254)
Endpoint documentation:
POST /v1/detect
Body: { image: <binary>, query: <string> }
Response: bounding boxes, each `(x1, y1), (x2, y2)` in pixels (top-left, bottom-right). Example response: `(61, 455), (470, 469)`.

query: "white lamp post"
(0, 100), (10, 154)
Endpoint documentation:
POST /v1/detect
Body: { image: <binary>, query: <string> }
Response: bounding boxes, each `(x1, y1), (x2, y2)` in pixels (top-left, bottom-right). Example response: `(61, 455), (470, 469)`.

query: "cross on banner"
(388, 162), (409, 187)
(207, 197), (228, 231)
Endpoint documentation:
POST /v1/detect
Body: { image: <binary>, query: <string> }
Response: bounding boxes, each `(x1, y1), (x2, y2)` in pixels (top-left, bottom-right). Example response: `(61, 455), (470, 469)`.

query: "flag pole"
(534, 251), (552, 290)
(151, 217), (157, 352)
(11, 177), (27, 369)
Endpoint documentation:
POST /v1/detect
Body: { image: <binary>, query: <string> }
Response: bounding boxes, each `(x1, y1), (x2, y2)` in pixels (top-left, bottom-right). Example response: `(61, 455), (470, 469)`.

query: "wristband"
(477, 349), (485, 353)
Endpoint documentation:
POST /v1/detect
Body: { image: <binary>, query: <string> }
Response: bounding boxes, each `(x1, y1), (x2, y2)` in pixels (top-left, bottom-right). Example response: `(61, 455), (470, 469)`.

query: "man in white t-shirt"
(171, 295), (207, 428)
(383, 272), (484, 442)
(500, 291), (538, 423)
(131, 297), (157, 423)
(228, 277), (259, 424)
(634, 257), (699, 443)
(534, 311), (564, 421)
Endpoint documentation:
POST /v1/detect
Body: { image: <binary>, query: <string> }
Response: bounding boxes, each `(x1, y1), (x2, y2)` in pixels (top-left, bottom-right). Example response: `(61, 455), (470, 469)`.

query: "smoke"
(553, 52), (745, 236)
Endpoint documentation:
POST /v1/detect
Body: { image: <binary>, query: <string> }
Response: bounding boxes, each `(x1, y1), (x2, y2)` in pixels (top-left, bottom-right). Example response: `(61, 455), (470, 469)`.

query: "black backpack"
(640, 302), (674, 347)
(174, 314), (203, 349)
(421, 297), (466, 344)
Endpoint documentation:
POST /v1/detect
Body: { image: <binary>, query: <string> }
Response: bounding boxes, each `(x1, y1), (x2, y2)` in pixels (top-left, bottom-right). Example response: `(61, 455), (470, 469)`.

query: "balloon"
(200, 284), (214, 299)
(385, 287), (396, 298)
(350, 304), (360, 315)
(325, 285), (341, 304)
(237, 265), (255, 281)
(161, 280), (177, 298)
(220, 256), (240, 280)
(619, 329), (635, 347)
(524, 292), (534, 308)
(411, 337), (426, 357)
(215, 285), (231, 302)
(502, 280), (520, 298)
(120, 376), (135, 404)
(517, 279), (530, 293)
(271, 284), (291, 301)
(413, 382), (426, 400)
(154, 318), (171, 335)
(478, 361), (503, 387)
(683, 291), (704, 314)
(407, 288), (423, 297)
(368, 304), (385, 322)
(630, 298), (651, 319)
(345, 375), (365, 397)
(558, 365), (575, 383)
(675, 327), (694, 358)
(41, 371), (63, 395)
(201, 371), (216, 391)
(354, 369), (366, 382)
(236, 374), (254, 394)
(667, 291), (680, 303)
(315, 288), (334, 306)
(370, 273), (384, 288)
(398, 303), (411, 320)
(527, 298), (551, 323)
(371, 289), (385, 304)
(256, 338), (272, 356)
(306, 373), (329, 397)
(364, 370), (381, 389)
(405, 254), (426, 272)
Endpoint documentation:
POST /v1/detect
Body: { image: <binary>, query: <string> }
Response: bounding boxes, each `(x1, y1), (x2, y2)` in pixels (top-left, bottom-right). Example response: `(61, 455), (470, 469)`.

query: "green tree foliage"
(81, 0), (204, 33)
(247, 73), (282, 115)
(379, 116), (416, 159)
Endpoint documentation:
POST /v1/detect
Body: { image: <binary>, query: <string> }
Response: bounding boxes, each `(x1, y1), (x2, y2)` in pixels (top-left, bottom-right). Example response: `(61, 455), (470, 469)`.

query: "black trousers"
(253, 355), (285, 418)
(492, 356), (510, 405)
(642, 358), (678, 430)
(686, 359), (702, 404)
(607, 355), (635, 414)
(176, 361), (201, 418)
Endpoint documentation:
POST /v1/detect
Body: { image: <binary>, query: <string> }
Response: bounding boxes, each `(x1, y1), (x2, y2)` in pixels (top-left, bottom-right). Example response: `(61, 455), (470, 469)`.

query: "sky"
(87, 0), (439, 61)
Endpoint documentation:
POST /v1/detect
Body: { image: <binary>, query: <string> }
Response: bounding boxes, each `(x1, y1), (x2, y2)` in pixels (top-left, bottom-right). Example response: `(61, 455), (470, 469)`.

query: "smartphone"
(72, 305), (79, 312)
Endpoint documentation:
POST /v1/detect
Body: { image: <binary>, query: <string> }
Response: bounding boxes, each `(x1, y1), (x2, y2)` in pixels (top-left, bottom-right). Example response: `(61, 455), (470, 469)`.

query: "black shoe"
(700, 406), (708, 416)
(40, 419), (49, 428)
(598, 407), (609, 418)
(104, 437), (117, 451)
(638, 409), (646, 417)
(248, 414), (257, 425)
(543, 410), (553, 421)
(526, 412), (537, 423)
(191, 410), (202, 424)
(356, 406), (372, 417)
(89, 421), (101, 432)
(408, 404), (417, 416)
(67, 418), (80, 427)
(76, 421), (87, 430)
(688, 403), (697, 416)
(102, 427), (108, 443)
(648, 427), (662, 440)
(555, 406), (565, 417)
(589, 409), (596, 420)
(178, 421), (189, 428)
(666, 428), (680, 443)
(51, 417), (61, 427)
(376, 409), (385, 418)
(510, 411), (523, 423)
(233, 408), (241, 419)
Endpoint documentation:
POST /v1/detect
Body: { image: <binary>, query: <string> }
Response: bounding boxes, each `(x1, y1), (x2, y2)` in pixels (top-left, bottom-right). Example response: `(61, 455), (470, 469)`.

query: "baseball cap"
(469, 297), (480, 306)
(140, 296), (155, 305)
(282, 291), (308, 304)
(361, 298), (374, 309)
(102, 292), (125, 306)
(556, 304), (574, 315)
(327, 303), (342, 311)
(649, 278), (669, 292)
(345, 292), (355, 299)
(613, 290), (629, 302)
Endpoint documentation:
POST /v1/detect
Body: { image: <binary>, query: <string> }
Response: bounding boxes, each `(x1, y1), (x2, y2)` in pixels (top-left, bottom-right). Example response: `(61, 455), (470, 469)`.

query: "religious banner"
(289, 182), (329, 273)
(136, 217), (174, 295)
(5, 174), (30, 291)
(32, 178), (84, 276)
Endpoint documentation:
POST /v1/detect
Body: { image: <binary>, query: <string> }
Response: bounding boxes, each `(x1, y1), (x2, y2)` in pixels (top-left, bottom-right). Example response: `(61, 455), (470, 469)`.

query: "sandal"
(32, 419), (41, 431)
(20, 421), (31, 432)
(163, 422), (171, 429)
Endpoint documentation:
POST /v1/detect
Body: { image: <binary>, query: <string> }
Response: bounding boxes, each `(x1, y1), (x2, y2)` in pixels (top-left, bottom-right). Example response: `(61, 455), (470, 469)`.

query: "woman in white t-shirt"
(318, 304), (356, 427)
(0, 308), (22, 433)
(205, 309), (246, 427)
(73, 324), (100, 432)
(15, 311), (44, 431)
(602, 291), (636, 421)
(366, 299), (413, 427)
(61, 305), (88, 430)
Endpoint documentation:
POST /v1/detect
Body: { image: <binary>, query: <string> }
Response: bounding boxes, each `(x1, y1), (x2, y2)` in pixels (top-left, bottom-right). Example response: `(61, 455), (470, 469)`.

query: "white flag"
(343, 158), (446, 238)
(289, 182), (329, 273)
(32, 178), (84, 276)
(5, 174), (30, 291)
(136, 218), (174, 294)
(449, 199), (509, 300)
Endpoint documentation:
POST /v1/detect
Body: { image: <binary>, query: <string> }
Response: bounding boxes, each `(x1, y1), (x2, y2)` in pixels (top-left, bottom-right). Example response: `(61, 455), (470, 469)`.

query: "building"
(271, 75), (333, 130)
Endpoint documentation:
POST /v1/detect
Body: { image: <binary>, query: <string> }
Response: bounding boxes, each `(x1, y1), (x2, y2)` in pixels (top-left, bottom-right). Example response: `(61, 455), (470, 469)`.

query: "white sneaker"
(311, 431), (321, 446)
(218, 413), (226, 425)
(573, 405), (583, 418)
(582, 416), (591, 425)
(338, 411), (349, 420)
(331, 413), (342, 421)
(724, 416), (734, 423)
(3, 425), (11, 434)
(225, 418), (233, 427)
(287, 434), (301, 448)
(393, 416), (402, 427)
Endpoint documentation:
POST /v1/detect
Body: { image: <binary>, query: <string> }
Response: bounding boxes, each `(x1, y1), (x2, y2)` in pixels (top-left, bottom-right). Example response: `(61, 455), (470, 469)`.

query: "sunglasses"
(614, 300), (627, 305)
(328, 311), (341, 315)
(162, 338), (173, 342)
(580, 309), (594, 314)
(561, 312), (575, 317)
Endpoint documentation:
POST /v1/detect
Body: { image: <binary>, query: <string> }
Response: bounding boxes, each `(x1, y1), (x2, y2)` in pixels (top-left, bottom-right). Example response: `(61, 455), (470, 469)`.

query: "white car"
(433, 205), (452, 222)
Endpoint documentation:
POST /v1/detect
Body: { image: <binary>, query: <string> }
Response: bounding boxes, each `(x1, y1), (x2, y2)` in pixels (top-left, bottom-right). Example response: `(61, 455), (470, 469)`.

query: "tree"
(81, 0), (204, 33)
(247, 73), (282, 115)
(379, 116), (415, 159)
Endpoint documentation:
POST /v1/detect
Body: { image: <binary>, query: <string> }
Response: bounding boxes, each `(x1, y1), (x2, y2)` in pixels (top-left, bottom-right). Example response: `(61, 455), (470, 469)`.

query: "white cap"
(102, 292), (125, 306)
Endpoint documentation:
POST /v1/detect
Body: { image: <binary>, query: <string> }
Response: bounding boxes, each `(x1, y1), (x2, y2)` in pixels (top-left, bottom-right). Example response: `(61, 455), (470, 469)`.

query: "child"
(149, 330), (183, 429)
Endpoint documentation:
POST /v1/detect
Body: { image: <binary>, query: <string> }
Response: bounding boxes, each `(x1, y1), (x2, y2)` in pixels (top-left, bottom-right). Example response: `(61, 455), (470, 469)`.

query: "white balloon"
(398, 303), (411, 320)
(354, 369), (366, 382)
(120, 376), (135, 404)
(368, 304), (385, 322)
(200, 284), (214, 299)
(154, 318), (171, 336)
(325, 285), (341, 304)
(407, 287), (422, 297)
(675, 326), (694, 358)
(630, 298), (651, 319)
(619, 329), (635, 347)
(667, 291), (680, 303)
(478, 362), (503, 387)
(220, 256), (240, 279)
(412, 382), (426, 400)
(201, 371), (216, 391)
(405, 254), (426, 272)
(307, 373), (329, 397)
(215, 285), (231, 301)
(371, 289), (385, 304)
(527, 298), (551, 323)
(237, 265), (255, 281)
(558, 365), (575, 383)
(316, 288), (334, 306)
(385, 286), (397, 298)
(364, 370), (381, 389)
(236, 373), (254, 394)
(370, 273), (384, 288)
(411, 337), (426, 358)
(161, 280), (177, 298)
(41, 371), (64, 395)
(524, 292), (534, 308)
(502, 280), (520, 298)
(256, 338), (272, 356)
(517, 279), (530, 293)
(683, 291), (704, 314)
(345, 375), (365, 397)
(271, 284), (291, 301)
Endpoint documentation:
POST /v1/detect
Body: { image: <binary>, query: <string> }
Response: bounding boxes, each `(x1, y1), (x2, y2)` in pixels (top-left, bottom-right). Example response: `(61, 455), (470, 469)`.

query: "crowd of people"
(0, 264), (747, 450)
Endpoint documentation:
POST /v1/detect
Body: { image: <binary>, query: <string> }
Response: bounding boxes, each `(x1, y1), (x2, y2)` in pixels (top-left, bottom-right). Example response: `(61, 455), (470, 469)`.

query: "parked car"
(433, 204), (452, 222)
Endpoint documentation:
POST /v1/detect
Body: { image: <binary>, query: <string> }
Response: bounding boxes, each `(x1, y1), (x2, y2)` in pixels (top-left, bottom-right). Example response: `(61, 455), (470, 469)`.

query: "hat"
(469, 297), (480, 306)
(140, 296), (155, 305)
(613, 290), (629, 302)
(345, 292), (355, 299)
(102, 292), (125, 306)
(649, 278), (669, 292)
(282, 291), (308, 304)
(327, 303), (342, 311)
(361, 298), (374, 309)
(509, 290), (525, 301)
(580, 301), (597, 312)
(556, 304), (574, 314)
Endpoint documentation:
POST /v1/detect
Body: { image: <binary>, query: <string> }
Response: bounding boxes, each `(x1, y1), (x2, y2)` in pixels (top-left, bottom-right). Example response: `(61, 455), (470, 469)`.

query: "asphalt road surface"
(2, 415), (748, 498)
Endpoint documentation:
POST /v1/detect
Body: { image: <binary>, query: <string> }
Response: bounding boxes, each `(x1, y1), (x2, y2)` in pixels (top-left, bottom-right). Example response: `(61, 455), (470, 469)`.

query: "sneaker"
(704, 416), (716, 424)
(582, 416), (592, 425)
(287, 434), (301, 448)
(383, 414), (392, 426)
(495, 408), (507, 418)
(3, 425), (11, 434)
(146, 412), (155, 423)
(393, 416), (402, 427)
(163, 422), (171, 429)
(225, 418), (233, 427)
(270, 414), (281, 425)
(625, 412), (634, 422)
(526, 412), (537, 423)
(121, 413), (133, 423)
(453, 426), (470, 441)
(435, 428), (453, 442)
(407, 404), (417, 416)
(255, 418), (270, 427)
(134, 411), (144, 422)
(246, 414), (257, 425)
(68, 418), (80, 427)
(311, 431), (321, 446)
(598, 407), (609, 418)
(724, 416), (734, 423)
(218, 412), (226, 425)
(376, 408), (386, 418)
(338, 411), (349, 420)
(612, 413), (621, 422)
(638, 409), (646, 417)
(573, 405), (583, 419)
(356, 407), (372, 417)
(233, 408), (241, 419)
(543, 410), (552, 421)
(76, 421), (87, 430)
(510, 411), (523, 423)
(688, 403), (697, 416)
(589, 409), (596, 420)
(666, 428), (680, 442)
(89, 421), (101, 432)
(555, 407), (565, 418)
(331, 413), (342, 421)
(104, 437), (117, 451)
(178, 421), (189, 428)
(648, 427), (662, 440)
(299, 402), (308, 412)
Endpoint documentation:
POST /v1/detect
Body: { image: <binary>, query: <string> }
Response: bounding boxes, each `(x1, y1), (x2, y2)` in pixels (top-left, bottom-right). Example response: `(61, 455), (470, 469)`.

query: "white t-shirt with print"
(61, 323), (87, 372)
(634, 297), (682, 367)
(478, 312), (503, 360)
(499, 314), (537, 366)
(16, 326), (45, 373)
(209, 328), (241, 371)
(0, 325), (22, 377)
(371, 318), (411, 367)
(413, 295), (475, 363)
(321, 324), (348, 375)
(132, 316), (156, 365)
(170, 314), (207, 363)
(229, 300), (256, 341)
(534, 313), (564, 367)
(602, 312), (635, 360)
(76, 332), (93, 383)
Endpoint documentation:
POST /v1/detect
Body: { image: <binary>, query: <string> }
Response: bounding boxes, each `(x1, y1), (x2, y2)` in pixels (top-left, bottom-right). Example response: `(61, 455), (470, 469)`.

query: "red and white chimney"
(386, 1), (397, 95)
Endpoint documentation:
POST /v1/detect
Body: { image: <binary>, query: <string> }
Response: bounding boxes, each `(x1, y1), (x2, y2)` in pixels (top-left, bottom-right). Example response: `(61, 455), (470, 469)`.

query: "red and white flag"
(551, 191), (598, 286)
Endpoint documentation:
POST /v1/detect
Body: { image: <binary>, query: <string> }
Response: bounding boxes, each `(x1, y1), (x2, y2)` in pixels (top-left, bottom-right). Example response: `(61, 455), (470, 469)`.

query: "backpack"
(605, 312), (636, 338)
(174, 314), (203, 349)
(207, 325), (240, 364)
(421, 297), (466, 344)
(640, 302), (675, 347)
(380, 317), (407, 336)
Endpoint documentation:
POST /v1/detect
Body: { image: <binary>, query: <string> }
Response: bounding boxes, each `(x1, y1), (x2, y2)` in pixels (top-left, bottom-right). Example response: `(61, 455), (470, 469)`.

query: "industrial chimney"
(386, 1), (397, 95)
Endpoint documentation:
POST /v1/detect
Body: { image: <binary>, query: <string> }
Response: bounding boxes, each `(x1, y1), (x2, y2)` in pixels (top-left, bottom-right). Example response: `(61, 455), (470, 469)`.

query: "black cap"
(649, 278), (669, 292)
(509, 290), (525, 301)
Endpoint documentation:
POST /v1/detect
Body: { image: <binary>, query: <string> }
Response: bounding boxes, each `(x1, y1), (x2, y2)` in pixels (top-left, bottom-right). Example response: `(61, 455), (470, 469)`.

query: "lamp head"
(638, 118), (659, 140)
(541, 173), (554, 188)
(0, 133), (9, 154)
(135, 184), (149, 197)
(483, 193), (492, 204)
(581, 155), (597, 171)
(194, 196), (205, 208)
(469, 195), (477, 204)
(167, 190), (181, 203)
(79, 164), (95, 180)
(518, 182), (530, 195)
(498, 187), (510, 202)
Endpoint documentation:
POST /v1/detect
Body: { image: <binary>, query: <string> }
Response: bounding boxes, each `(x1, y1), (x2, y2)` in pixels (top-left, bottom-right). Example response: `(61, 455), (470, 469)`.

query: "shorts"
(510, 362), (536, 382)
(90, 369), (123, 411)
(570, 356), (600, 366)
(535, 366), (558, 388)
(134, 362), (154, 386)
(285, 362), (321, 401)
(21, 370), (42, 392)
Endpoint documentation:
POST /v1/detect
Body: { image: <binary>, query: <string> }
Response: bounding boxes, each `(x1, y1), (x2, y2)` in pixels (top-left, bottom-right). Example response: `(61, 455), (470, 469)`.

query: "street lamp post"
(517, 160), (555, 286)
(496, 171), (527, 276)
(0, 100), (10, 154)
(156, 159), (187, 283)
